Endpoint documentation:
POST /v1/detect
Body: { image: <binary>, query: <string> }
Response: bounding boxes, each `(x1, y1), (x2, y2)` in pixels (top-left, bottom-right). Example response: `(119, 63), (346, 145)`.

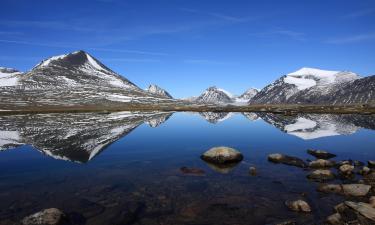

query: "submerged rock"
(359, 166), (371, 176)
(21, 208), (68, 225)
(249, 166), (257, 176)
(368, 160), (375, 168)
(326, 213), (342, 225)
(307, 169), (335, 181)
(268, 153), (307, 168)
(307, 149), (336, 159)
(369, 196), (375, 208)
(318, 184), (343, 194)
(342, 184), (371, 197)
(318, 183), (371, 197)
(339, 164), (355, 175)
(285, 200), (311, 213)
(180, 167), (205, 176)
(201, 146), (243, 164)
(345, 201), (375, 222)
(309, 159), (336, 168)
(328, 201), (375, 224)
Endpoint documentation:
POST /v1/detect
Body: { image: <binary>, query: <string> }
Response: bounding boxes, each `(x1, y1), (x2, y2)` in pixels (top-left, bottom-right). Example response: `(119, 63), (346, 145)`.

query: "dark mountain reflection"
(0, 111), (374, 163)
(0, 112), (172, 163)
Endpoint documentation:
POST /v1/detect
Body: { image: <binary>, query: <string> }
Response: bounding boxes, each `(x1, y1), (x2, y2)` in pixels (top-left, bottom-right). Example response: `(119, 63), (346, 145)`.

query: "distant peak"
(147, 84), (173, 98)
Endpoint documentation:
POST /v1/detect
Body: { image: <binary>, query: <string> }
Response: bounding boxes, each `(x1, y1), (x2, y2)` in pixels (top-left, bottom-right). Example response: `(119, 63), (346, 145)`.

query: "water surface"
(0, 112), (374, 225)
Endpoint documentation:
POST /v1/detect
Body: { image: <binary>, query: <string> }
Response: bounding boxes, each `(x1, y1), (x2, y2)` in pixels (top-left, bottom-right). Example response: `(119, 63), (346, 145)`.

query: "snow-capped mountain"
(0, 111), (172, 162)
(145, 113), (173, 127)
(0, 67), (23, 87)
(257, 113), (375, 140)
(146, 84), (173, 98)
(23, 50), (138, 89)
(196, 86), (233, 104)
(234, 88), (259, 103)
(250, 67), (369, 104)
(199, 112), (234, 123)
(0, 51), (181, 110)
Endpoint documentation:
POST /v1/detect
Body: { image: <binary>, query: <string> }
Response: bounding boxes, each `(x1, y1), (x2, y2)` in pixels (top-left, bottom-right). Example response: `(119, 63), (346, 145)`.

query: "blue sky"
(0, 0), (374, 98)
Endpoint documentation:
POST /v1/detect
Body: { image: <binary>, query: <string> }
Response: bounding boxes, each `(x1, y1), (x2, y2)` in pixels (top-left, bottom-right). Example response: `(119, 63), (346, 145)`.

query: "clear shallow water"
(0, 112), (375, 225)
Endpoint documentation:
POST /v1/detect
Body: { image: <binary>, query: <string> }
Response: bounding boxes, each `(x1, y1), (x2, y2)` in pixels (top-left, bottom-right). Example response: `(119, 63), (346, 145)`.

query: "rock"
(307, 149), (336, 159)
(268, 153), (307, 168)
(369, 196), (375, 208)
(285, 200), (311, 213)
(201, 146), (243, 164)
(318, 184), (371, 197)
(309, 159), (336, 168)
(339, 164), (355, 175)
(337, 160), (352, 167)
(368, 160), (375, 168)
(180, 167), (205, 176)
(307, 169), (335, 181)
(274, 221), (296, 225)
(326, 213), (342, 225)
(342, 184), (371, 197)
(359, 166), (371, 176)
(317, 184), (342, 194)
(345, 201), (375, 222)
(21, 208), (68, 225)
(249, 166), (257, 176)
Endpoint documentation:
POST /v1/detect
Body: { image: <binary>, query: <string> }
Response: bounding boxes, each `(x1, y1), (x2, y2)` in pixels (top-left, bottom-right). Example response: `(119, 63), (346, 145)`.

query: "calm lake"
(0, 112), (375, 225)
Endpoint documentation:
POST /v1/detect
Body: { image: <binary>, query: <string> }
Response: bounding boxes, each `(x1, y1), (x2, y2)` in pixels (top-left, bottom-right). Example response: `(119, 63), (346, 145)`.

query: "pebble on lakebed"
(201, 146), (243, 164)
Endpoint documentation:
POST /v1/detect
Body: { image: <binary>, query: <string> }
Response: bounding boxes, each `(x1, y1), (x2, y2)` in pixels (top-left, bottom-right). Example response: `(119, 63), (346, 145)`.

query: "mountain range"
(0, 51), (374, 110)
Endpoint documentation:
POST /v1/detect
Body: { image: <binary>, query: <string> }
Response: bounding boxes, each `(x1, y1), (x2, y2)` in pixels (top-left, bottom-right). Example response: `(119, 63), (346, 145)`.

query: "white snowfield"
(0, 67), (22, 87)
(284, 67), (360, 90)
(0, 130), (22, 150)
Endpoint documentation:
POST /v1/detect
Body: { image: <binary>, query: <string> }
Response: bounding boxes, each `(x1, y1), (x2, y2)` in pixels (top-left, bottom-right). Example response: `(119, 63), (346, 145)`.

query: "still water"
(0, 112), (374, 225)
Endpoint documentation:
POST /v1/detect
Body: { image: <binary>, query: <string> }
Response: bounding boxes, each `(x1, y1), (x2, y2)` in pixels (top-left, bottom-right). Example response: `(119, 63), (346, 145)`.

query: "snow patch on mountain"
(284, 67), (359, 90)
(0, 67), (22, 87)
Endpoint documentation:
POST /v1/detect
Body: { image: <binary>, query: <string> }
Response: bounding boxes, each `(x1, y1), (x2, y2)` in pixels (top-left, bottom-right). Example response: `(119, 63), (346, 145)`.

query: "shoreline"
(0, 104), (374, 115)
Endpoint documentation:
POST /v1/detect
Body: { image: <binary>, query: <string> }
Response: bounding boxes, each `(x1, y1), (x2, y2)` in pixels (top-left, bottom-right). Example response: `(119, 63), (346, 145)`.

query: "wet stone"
(326, 213), (342, 225)
(268, 153), (307, 168)
(249, 167), (257, 176)
(339, 164), (355, 175)
(307, 169), (335, 182)
(368, 160), (375, 168)
(359, 166), (371, 176)
(318, 183), (371, 197)
(342, 184), (371, 197)
(285, 200), (311, 213)
(309, 159), (336, 168)
(201, 146), (243, 164)
(21, 208), (68, 225)
(307, 149), (336, 159)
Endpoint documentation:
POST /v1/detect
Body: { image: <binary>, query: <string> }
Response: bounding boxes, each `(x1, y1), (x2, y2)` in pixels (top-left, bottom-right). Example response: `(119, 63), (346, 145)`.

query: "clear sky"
(1, 0), (374, 98)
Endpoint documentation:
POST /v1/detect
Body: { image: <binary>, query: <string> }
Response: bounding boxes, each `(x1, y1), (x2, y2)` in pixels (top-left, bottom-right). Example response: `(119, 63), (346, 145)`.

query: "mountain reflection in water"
(0, 112), (374, 163)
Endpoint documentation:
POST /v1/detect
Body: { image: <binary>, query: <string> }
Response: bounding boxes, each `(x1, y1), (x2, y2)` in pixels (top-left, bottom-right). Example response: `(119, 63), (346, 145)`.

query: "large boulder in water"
(201, 146), (243, 164)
